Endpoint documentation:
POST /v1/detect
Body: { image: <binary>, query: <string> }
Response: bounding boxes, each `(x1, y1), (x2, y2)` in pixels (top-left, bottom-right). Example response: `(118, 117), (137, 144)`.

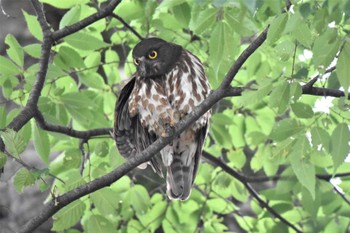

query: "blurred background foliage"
(1, 0), (350, 232)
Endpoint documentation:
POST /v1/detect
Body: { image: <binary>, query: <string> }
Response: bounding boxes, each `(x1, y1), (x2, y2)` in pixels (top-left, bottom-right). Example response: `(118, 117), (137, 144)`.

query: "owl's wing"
(114, 77), (163, 176)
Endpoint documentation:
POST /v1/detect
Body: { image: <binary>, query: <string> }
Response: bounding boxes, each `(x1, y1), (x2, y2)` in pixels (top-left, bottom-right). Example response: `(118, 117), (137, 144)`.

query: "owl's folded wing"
(114, 77), (163, 176)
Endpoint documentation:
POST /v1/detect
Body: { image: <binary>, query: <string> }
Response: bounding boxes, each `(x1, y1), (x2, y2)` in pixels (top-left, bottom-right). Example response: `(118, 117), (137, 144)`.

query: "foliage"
(1, 0), (350, 232)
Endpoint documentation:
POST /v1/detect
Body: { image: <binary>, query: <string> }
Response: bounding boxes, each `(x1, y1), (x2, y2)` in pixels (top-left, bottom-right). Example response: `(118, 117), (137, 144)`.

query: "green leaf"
(291, 102), (314, 118)
(14, 168), (37, 192)
(95, 141), (109, 157)
(0, 129), (26, 157)
(0, 55), (20, 76)
(40, 0), (89, 9)
(238, 83), (273, 106)
(32, 123), (50, 164)
(293, 21), (313, 48)
(52, 199), (86, 231)
(207, 198), (235, 214)
(65, 32), (108, 50)
(289, 136), (315, 199)
(85, 215), (117, 233)
(130, 185), (150, 215)
(330, 123), (350, 171)
(22, 10), (43, 41)
(137, 201), (167, 231)
(5, 34), (24, 67)
(336, 41), (350, 99)
(59, 5), (81, 29)
(54, 46), (85, 69)
(311, 126), (330, 151)
(209, 21), (235, 72)
(269, 119), (305, 141)
(0, 152), (7, 169)
(211, 113), (234, 125)
(312, 29), (340, 68)
(268, 81), (290, 114)
(90, 188), (119, 215)
(267, 14), (288, 44)
(189, 8), (217, 34)
(24, 44), (41, 58)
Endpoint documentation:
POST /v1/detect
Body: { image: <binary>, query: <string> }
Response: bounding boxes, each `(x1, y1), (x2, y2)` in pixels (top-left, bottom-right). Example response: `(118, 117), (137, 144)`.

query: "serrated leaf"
(0, 152), (7, 169)
(32, 123), (50, 164)
(5, 34), (24, 67)
(59, 5), (81, 29)
(22, 10), (43, 41)
(312, 29), (340, 68)
(52, 199), (86, 231)
(330, 123), (350, 171)
(0, 55), (20, 76)
(90, 188), (119, 215)
(0, 129), (26, 157)
(14, 168), (37, 192)
(291, 102), (314, 118)
(311, 126), (330, 151)
(336, 41), (350, 99)
(270, 119), (305, 141)
(65, 32), (108, 51)
(267, 14), (288, 44)
(86, 215), (117, 233)
(40, 0), (89, 9)
(269, 81), (290, 114)
(289, 136), (315, 199)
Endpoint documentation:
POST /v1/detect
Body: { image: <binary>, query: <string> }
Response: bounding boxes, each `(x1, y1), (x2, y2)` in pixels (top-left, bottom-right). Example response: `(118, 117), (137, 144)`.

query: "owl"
(114, 38), (211, 200)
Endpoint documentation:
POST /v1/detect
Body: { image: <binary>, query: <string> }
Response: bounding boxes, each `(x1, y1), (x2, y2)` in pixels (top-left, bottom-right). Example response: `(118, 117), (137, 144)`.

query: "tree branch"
(19, 3), (270, 231)
(52, 0), (122, 40)
(202, 152), (302, 233)
(34, 111), (112, 140)
(111, 13), (144, 40)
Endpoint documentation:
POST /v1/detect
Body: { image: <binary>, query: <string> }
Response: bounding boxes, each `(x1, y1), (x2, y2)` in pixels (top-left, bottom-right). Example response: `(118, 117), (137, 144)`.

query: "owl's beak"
(138, 57), (147, 77)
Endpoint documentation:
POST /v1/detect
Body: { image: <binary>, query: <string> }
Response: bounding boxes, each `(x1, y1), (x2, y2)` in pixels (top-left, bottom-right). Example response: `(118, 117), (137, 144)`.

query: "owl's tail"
(166, 157), (195, 200)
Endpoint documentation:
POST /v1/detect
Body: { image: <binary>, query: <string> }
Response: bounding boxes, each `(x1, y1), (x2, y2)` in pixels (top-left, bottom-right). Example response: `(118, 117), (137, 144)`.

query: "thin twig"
(111, 13), (143, 40)
(0, 0), (11, 18)
(202, 152), (302, 233)
(4, 151), (64, 184)
(331, 183), (350, 206)
(303, 65), (336, 89)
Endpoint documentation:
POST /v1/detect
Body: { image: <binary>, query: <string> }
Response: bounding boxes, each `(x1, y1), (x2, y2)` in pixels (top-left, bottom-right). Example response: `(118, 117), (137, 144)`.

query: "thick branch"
(6, 0), (52, 132)
(224, 83), (350, 100)
(34, 111), (111, 140)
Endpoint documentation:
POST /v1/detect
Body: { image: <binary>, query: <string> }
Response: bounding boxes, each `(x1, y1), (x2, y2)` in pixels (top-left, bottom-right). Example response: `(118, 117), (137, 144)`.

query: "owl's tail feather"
(166, 157), (194, 200)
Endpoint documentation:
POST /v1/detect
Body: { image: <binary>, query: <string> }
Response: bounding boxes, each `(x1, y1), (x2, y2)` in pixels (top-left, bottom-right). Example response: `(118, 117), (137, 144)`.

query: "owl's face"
(132, 38), (182, 78)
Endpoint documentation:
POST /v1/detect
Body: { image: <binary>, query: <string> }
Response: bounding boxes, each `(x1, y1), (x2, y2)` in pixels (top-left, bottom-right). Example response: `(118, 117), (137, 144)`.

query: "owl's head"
(132, 38), (182, 78)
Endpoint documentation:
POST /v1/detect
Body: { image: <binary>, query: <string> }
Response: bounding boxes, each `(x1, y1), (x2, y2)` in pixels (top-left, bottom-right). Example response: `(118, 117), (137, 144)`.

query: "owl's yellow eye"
(148, 50), (157, 59)
(133, 58), (140, 66)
